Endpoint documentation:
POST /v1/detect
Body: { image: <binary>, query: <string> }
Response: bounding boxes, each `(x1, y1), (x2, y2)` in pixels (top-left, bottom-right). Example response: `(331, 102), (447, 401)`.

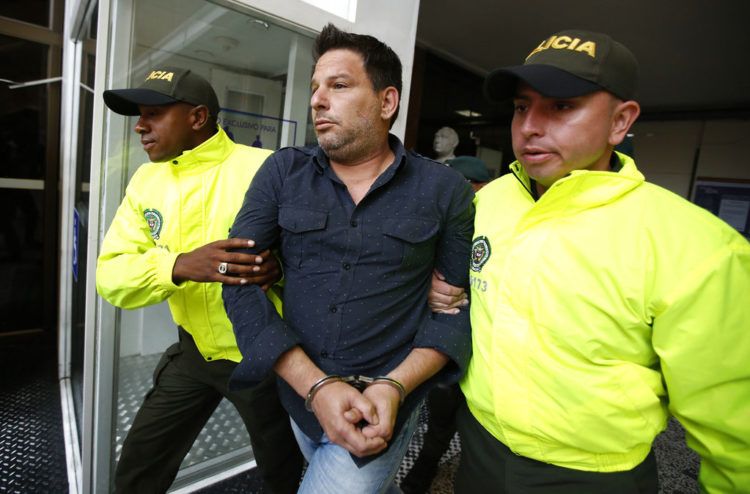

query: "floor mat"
(0, 333), (68, 494)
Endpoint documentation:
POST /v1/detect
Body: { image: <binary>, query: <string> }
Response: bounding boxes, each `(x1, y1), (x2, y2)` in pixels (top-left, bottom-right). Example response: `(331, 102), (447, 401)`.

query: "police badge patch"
(470, 236), (491, 272)
(144, 209), (163, 240)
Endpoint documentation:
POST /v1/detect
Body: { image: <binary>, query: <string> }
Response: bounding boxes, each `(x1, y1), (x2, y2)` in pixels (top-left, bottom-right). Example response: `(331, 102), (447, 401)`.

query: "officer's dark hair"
(313, 23), (402, 128)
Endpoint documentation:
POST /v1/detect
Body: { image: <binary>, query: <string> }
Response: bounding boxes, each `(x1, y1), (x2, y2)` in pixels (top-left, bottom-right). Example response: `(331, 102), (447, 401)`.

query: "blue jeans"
(291, 407), (420, 494)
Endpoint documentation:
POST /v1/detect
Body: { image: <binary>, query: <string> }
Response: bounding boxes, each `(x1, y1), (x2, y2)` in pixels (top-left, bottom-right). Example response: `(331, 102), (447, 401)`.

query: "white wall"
(631, 120), (703, 197)
(631, 119), (750, 198)
(696, 120), (750, 181)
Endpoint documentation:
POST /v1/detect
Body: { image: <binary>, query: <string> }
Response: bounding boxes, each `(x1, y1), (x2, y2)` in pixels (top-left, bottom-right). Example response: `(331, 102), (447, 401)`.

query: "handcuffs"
(304, 374), (406, 412)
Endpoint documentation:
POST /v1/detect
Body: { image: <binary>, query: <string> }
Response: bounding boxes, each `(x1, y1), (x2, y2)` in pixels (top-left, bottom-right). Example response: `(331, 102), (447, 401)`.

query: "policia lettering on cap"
(484, 29), (638, 102)
(103, 66), (220, 117)
(527, 34), (597, 58)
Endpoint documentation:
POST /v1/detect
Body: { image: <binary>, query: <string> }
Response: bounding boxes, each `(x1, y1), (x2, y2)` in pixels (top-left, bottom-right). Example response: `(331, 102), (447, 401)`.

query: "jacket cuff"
(155, 250), (181, 292)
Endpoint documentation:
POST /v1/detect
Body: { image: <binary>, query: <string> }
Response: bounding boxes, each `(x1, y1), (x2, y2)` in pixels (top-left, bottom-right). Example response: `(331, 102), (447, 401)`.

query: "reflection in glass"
(0, 34), (51, 331)
(0, 35), (50, 181)
(71, 30), (97, 444)
(0, 190), (44, 331)
(0, 0), (51, 27)
(128, 0), (304, 151)
(106, 0), (314, 483)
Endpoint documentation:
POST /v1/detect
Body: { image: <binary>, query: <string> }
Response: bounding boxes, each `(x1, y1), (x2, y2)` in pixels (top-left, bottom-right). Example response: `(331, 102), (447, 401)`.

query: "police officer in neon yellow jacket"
(96, 67), (302, 493)
(433, 31), (750, 493)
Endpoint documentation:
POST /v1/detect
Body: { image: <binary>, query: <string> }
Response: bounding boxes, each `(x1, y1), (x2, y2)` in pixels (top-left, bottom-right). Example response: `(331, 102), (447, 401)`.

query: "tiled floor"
(198, 401), (700, 494)
(116, 353), (252, 468)
(0, 333), (68, 494)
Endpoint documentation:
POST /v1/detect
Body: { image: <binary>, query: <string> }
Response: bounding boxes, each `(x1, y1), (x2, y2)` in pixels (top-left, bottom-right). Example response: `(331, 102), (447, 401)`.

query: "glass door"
(84, 0), (315, 491)
(70, 2), (98, 446)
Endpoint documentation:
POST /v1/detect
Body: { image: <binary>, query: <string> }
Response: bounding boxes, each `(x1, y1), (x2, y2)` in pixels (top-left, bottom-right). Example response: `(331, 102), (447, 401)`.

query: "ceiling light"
(455, 109), (482, 118)
(248, 19), (270, 29)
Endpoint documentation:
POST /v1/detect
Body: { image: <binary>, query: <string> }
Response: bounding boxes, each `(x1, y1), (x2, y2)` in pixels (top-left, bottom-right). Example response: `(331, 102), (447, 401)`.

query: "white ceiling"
(133, 0), (295, 77)
(416, 0), (750, 112)
(130, 0), (750, 120)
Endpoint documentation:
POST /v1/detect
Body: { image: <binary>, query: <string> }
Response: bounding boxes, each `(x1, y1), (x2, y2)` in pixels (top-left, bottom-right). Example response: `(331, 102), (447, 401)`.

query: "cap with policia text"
(484, 30), (638, 102)
(103, 67), (220, 117)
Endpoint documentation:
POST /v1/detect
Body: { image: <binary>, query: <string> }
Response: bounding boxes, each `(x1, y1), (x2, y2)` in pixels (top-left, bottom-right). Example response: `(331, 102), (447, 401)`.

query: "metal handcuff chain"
(304, 374), (406, 412)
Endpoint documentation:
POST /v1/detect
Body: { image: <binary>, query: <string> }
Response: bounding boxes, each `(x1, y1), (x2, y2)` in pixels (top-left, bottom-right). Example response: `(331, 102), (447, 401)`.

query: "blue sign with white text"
(73, 208), (79, 282)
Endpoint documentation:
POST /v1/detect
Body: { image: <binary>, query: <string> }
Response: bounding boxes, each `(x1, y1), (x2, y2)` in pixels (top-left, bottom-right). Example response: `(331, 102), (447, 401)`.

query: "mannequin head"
(433, 126), (459, 163)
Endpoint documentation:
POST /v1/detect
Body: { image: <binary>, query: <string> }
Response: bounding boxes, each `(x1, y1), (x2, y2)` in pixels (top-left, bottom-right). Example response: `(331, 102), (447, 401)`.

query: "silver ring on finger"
(217, 261), (228, 274)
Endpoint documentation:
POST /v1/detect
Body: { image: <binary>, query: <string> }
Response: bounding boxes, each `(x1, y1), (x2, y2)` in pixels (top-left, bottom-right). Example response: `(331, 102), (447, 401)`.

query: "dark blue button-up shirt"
(224, 134), (474, 443)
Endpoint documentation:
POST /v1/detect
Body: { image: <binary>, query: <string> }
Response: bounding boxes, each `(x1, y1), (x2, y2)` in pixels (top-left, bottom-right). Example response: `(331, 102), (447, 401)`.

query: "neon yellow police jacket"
(96, 128), (277, 362)
(461, 152), (750, 493)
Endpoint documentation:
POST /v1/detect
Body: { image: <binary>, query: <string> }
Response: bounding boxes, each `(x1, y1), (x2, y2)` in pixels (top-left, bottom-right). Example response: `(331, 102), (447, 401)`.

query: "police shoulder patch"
(143, 208), (163, 240)
(470, 236), (491, 272)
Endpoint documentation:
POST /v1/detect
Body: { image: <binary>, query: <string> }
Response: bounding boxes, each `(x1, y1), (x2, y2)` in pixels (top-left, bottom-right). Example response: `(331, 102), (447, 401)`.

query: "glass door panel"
(0, 0), (52, 28)
(99, 0), (314, 488)
(0, 34), (57, 333)
(71, 12), (98, 445)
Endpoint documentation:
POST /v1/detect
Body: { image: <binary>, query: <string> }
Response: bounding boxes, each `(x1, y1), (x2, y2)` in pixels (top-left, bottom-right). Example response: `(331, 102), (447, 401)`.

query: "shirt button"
(329, 306), (337, 313)
(350, 220), (358, 227)
(172, 160), (178, 165)
(321, 350), (328, 358)
(343, 262), (351, 270)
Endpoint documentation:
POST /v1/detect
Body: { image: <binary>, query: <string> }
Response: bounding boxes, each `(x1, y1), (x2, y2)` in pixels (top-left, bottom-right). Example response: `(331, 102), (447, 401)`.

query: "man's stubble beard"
(317, 123), (372, 164)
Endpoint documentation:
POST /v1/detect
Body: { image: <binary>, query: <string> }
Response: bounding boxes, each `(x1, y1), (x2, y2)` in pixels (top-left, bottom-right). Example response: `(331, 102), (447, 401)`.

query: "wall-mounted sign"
(217, 109), (297, 151)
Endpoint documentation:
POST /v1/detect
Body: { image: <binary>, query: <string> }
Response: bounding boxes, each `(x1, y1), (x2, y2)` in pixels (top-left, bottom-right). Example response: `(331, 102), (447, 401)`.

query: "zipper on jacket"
(510, 152), (622, 202)
(511, 168), (539, 201)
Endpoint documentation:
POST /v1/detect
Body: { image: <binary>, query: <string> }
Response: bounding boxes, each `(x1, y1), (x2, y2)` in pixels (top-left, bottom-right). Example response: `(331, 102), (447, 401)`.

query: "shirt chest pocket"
(278, 207), (328, 269)
(382, 217), (440, 271)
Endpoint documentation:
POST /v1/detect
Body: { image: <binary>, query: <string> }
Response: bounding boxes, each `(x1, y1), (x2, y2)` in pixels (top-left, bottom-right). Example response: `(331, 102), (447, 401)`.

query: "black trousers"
(114, 329), (303, 494)
(455, 404), (659, 494)
(401, 383), (464, 494)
